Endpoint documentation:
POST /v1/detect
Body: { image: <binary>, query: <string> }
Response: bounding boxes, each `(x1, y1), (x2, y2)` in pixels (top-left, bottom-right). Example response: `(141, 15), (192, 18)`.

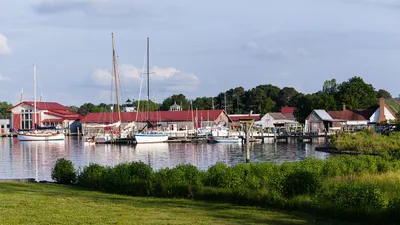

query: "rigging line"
(136, 43), (147, 122)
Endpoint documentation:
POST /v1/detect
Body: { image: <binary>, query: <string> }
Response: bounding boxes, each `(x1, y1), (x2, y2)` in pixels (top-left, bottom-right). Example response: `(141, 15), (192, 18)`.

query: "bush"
(282, 171), (321, 198)
(317, 183), (385, 216)
(99, 162), (154, 196)
(51, 158), (76, 184)
(387, 198), (400, 221)
(154, 164), (203, 198)
(77, 164), (105, 189)
(205, 163), (241, 188)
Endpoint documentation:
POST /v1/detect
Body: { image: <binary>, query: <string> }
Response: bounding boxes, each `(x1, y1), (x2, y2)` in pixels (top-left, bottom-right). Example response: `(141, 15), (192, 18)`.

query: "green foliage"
(338, 76), (377, 110)
(154, 164), (203, 198)
(387, 198), (400, 220)
(77, 102), (111, 116)
(331, 130), (400, 154)
(70, 155), (400, 222)
(160, 94), (190, 111)
(261, 97), (276, 115)
(136, 100), (158, 112)
(283, 171), (321, 198)
(0, 101), (12, 119)
(51, 158), (76, 184)
(376, 89), (392, 99)
(77, 164), (105, 189)
(317, 183), (385, 216)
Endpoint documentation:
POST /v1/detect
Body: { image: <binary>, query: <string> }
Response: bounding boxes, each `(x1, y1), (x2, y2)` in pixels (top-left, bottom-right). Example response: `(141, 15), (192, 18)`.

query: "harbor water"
(0, 136), (330, 181)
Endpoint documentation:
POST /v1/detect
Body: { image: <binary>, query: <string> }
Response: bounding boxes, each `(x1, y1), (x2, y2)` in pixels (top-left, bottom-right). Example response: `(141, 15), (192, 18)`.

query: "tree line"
(0, 76), (397, 122)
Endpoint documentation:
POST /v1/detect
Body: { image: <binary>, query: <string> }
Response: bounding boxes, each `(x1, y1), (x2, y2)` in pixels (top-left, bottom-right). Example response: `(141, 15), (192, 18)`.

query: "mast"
(146, 37), (150, 129)
(33, 64), (37, 129)
(112, 33), (121, 125)
(224, 81), (227, 113)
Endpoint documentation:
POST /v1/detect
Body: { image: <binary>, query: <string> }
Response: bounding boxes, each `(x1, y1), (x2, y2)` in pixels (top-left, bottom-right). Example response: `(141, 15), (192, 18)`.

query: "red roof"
(42, 119), (64, 123)
(229, 115), (261, 122)
(81, 110), (228, 123)
(281, 107), (295, 114)
(9, 101), (70, 111)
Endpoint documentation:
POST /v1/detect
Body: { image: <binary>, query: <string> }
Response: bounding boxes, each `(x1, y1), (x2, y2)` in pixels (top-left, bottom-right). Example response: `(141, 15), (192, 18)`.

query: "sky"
(1, 0), (400, 106)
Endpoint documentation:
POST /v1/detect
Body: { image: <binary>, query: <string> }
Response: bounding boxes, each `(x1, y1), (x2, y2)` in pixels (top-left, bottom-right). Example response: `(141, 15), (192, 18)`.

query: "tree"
(78, 103), (97, 116)
(337, 76), (377, 110)
(68, 106), (79, 113)
(0, 102), (12, 119)
(160, 94), (190, 111)
(376, 89), (392, 99)
(278, 87), (298, 107)
(136, 100), (158, 112)
(193, 97), (213, 110)
(314, 92), (337, 111)
(294, 94), (317, 124)
(261, 97), (276, 115)
(322, 79), (338, 95)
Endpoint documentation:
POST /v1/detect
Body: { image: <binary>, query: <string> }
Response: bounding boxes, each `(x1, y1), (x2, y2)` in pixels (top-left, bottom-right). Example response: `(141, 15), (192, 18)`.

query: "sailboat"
(134, 38), (169, 144)
(17, 64), (65, 141)
(84, 33), (124, 144)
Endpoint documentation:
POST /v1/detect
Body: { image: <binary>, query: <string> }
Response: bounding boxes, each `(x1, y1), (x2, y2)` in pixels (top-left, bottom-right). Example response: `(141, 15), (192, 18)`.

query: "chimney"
(378, 97), (386, 123)
(342, 103), (346, 111)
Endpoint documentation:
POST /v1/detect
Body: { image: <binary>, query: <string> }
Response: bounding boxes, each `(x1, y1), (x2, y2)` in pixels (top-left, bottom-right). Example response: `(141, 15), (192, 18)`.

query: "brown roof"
(327, 108), (377, 121)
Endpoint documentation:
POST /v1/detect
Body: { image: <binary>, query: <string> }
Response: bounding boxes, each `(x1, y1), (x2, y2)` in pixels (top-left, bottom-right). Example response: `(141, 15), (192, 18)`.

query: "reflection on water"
(0, 137), (330, 181)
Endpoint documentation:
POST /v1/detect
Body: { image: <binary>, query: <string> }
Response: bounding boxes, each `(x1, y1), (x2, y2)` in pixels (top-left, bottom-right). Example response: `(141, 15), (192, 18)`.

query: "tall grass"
(54, 155), (400, 223)
(330, 129), (400, 154)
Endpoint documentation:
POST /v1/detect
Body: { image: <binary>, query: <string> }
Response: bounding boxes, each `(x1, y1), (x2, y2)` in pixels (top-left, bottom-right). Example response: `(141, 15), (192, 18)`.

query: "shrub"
(154, 164), (203, 198)
(205, 163), (238, 188)
(387, 198), (400, 221)
(99, 162), (154, 196)
(282, 171), (321, 198)
(77, 164), (105, 189)
(51, 158), (76, 184)
(317, 183), (385, 216)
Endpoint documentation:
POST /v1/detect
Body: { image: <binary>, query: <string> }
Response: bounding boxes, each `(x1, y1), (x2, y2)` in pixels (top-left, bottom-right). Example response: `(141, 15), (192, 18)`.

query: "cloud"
(0, 34), (11, 55)
(0, 73), (11, 82)
(88, 64), (199, 93)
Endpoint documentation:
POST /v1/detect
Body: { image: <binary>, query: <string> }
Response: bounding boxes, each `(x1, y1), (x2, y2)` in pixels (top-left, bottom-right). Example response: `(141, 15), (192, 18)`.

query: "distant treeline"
(67, 76), (398, 123)
(0, 76), (396, 121)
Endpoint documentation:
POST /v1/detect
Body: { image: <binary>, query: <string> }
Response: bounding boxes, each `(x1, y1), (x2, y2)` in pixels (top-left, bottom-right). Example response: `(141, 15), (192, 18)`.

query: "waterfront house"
(0, 119), (10, 135)
(122, 99), (136, 112)
(9, 101), (81, 134)
(81, 109), (231, 132)
(257, 107), (300, 130)
(305, 98), (397, 133)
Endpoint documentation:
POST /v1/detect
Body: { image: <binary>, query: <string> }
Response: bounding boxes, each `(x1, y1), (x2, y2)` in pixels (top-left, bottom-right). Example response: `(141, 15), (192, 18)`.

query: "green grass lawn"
(0, 183), (355, 225)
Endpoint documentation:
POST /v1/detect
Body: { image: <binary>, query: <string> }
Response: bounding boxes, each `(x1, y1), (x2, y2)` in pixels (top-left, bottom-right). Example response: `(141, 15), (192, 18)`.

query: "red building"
(9, 101), (81, 132)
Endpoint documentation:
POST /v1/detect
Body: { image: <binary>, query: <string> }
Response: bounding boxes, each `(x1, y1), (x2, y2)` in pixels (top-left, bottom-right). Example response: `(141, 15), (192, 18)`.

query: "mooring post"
(246, 122), (250, 163)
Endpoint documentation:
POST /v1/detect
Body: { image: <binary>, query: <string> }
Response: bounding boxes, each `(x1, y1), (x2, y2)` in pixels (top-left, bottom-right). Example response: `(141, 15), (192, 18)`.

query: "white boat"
(213, 136), (242, 143)
(134, 133), (169, 144)
(17, 64), (65, 142)
(134, 38), (168, 144)
(18, 132), (65, 141)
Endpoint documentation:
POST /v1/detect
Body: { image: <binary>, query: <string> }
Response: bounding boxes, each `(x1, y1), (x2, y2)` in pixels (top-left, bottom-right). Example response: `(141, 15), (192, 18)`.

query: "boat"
(134, 38), (168, 144)
(17, 64), (65, 141)
(84, 33), (125, 145)
(213, 136), (242, 143)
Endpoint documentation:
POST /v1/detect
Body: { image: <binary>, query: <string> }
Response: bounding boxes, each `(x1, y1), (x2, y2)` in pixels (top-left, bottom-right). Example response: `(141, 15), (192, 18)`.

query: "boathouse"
(9, 101), (81, 133)
(81, 109), (231, 132)
(0, 119), (10, 135)
(258, 107), (300, 130)
(305, 98), (397, 133)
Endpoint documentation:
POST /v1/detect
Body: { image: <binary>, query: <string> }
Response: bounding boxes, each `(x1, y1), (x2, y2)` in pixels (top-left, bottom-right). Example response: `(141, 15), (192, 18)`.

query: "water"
(0, 137), (330, 181)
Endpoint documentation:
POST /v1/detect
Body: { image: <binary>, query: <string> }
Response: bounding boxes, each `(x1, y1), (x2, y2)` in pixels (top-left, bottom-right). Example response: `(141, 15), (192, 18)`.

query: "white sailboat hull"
(213, 136), (242, 143)
(134, 133), (169, 144)
(17, 133), (65, 141)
